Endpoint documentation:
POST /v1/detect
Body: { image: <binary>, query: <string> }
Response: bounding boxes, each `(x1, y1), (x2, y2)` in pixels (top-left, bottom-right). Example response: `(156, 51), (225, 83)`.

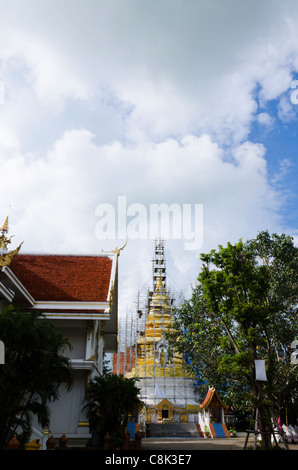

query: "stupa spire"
(124, 240), (200, 425)
(155, 246), (164, 291)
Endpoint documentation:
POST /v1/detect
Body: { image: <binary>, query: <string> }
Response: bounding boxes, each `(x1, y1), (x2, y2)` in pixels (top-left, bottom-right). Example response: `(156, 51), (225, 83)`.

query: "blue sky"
(0, 0), (298, 309)
(250, 94), (298, 230)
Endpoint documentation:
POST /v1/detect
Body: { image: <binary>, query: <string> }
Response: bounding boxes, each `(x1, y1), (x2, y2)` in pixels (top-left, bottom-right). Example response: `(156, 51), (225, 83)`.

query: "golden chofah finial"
(0, 215), (23, 267)
(0, 215), (9, 233)
(101, 239), (127, 257)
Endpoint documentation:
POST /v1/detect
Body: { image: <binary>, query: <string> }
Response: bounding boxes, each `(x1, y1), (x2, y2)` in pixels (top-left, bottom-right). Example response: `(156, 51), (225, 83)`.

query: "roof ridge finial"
(0, 214), (23, 267)
(1, 215), (9, 233)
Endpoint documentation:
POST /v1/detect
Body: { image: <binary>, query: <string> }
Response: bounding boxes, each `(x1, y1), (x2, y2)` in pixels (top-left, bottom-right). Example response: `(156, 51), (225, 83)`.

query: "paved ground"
(141, 436), (297, 451)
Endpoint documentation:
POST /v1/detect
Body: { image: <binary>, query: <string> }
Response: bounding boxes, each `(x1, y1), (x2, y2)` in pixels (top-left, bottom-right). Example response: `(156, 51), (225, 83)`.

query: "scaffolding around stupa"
(112, 239), (200, 424)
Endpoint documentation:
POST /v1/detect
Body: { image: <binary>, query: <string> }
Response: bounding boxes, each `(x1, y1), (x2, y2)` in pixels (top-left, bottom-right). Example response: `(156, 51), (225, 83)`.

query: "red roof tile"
(9, 254), (113, 303)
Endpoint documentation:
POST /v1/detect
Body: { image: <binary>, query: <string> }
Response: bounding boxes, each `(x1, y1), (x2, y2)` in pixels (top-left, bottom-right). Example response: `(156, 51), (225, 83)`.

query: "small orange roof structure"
(200, 387), (228, 411)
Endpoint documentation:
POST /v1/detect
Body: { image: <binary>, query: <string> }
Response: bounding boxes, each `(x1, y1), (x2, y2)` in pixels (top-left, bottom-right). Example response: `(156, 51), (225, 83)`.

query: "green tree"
(166, 231), (298, 449)
(0, 305), (73, 449)
(83, 373), (143, 449)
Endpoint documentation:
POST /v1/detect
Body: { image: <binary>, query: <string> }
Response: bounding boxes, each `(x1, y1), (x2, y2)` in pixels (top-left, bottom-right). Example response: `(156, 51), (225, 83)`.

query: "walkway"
(141, 436), (297, 451)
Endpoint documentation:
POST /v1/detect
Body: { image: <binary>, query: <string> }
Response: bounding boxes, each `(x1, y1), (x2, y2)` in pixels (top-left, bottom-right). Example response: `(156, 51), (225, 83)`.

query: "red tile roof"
(9, 254), (113, 303)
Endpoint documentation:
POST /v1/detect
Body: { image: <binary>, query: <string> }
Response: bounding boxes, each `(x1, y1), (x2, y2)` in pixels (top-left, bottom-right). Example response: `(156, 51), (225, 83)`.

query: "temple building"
(0, 216), (120, 447)
(123, 240), (200, 425)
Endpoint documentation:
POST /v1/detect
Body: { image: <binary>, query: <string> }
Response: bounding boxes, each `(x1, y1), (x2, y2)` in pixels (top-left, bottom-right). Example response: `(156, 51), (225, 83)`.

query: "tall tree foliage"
(166, 231), (298, 448)
(0, 306), (73, 449)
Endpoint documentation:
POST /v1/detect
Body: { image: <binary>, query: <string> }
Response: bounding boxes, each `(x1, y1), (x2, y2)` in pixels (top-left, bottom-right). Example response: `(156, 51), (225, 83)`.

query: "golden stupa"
(126, 267), (185, 379)
(126, 240), (200, 424)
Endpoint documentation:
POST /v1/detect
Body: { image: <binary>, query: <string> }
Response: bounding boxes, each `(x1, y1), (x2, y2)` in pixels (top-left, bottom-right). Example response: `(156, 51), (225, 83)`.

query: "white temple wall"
(31, 369), (91, 439)
(50, 320), (88, 360)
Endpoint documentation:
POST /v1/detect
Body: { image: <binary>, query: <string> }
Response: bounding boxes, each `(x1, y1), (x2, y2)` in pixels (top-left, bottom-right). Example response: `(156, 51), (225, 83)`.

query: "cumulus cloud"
(256, 112), (274, 128)
(1, 0), (298, 144)
(0, 128), (284, 307)
(0, 0), (297, 308)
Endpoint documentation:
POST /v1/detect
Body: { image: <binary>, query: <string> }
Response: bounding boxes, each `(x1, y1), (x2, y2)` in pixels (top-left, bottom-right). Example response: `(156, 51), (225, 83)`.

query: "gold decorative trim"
(0, 215), (23, 267)
(101, 240), (127, 257)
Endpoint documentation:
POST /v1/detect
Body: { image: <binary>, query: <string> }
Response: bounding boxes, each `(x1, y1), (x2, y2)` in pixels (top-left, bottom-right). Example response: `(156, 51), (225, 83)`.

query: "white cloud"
(0, 128), (284, 309)
(1, 0), (298, 145)
(277, 95), (298, 121)
(256, 112), (274, 128)
(0, 0), (298, 310)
